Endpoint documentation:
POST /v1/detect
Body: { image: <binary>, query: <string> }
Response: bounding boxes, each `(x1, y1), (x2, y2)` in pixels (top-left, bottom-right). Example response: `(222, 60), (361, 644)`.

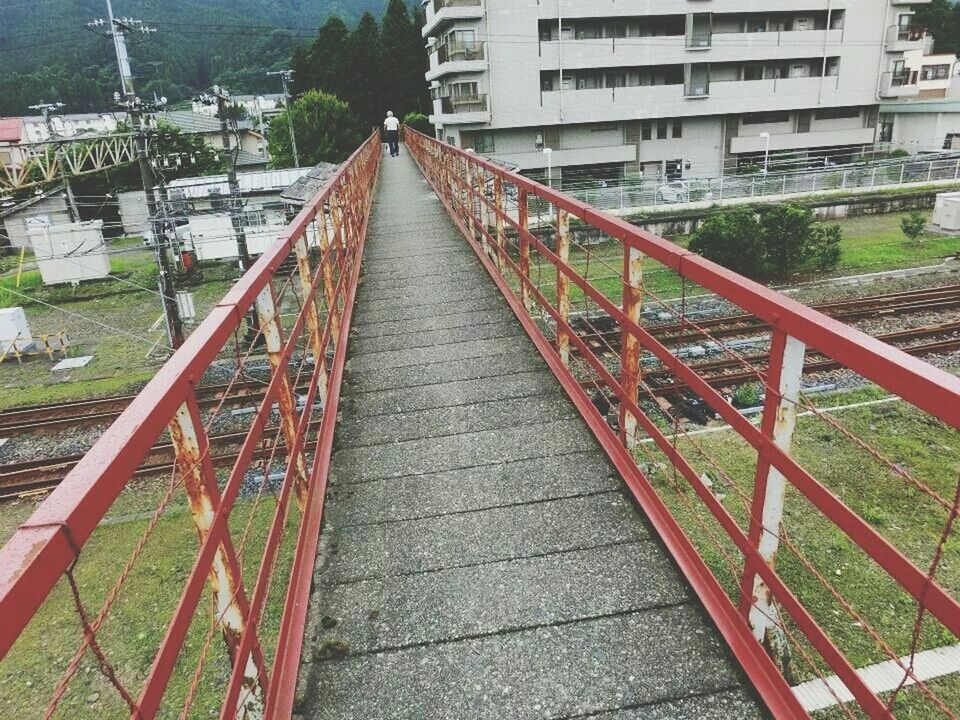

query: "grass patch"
(0, 371), (154, 411)
(638, 393), (960, 701)
(0, 485), (297, 718)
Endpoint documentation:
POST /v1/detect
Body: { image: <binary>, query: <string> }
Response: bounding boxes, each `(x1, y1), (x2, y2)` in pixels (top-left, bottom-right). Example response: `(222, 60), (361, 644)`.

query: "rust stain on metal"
(254, 284), (311, 511)
(621, 246), (644, 448)
(295, 234), (329, 408)
(168, 399), (266, 718)
(493, 176), (506, 270)
(555, 208), (571, 366)
(317, 205), (342, 346)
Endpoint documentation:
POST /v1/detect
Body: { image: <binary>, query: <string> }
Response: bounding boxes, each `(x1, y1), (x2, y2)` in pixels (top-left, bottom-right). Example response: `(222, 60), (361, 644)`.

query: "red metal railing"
(0, 133), (380, 718)
(406, 128), (960, 719)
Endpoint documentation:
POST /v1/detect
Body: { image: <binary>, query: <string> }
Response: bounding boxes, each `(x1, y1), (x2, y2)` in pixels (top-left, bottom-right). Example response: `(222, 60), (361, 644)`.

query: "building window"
(921, 64), (951, 81)
(742, 111), (790, 125)
(814, 107), (861, 120)
(672, 120), (682, 138)
(471, 131), (495, 153)
(592, 122), (618, 132)
(665, 159), (683, 179)
(743, 64), (764, 81)
(656, 120), (668, 139)
(879, 121), (894, 143)
(641, 122), (652, 141)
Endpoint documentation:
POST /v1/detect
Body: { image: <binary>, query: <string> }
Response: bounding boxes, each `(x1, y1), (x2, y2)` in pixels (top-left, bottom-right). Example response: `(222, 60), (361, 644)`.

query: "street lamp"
(760, 131), (771, 175)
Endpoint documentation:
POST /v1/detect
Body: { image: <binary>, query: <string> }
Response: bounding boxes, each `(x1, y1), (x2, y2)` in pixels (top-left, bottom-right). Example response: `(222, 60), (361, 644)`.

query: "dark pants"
(386, 130), (399, 156)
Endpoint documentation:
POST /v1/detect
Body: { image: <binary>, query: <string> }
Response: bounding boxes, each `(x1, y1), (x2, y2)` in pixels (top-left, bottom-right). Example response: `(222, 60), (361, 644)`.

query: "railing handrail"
(405, 128), (960, 425)
(0, 131), (382, 699)
(405, 124), (960, 717)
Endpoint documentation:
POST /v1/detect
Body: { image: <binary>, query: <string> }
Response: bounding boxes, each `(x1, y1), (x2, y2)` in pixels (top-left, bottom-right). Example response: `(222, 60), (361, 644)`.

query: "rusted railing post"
(518, 189), (533, 312)
(317, 204), (342, 346)
(168, 394), (266, 719)
(555, 207), (571, 366)
(740, 330), (804, 672)
(254, 281), (311, 511)
(620, 244), (644, 448)
(466, 159), (478, 244)
(294, 230), (329, 407)
(493, 175), (506, 270)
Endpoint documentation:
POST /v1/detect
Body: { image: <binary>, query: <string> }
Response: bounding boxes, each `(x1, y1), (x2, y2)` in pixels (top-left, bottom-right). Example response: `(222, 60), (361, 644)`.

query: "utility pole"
(88, 0), (184, 348)
(29, 102), (80, 222)
(268, 69), (299, 168)
(202, 86), (252, 271)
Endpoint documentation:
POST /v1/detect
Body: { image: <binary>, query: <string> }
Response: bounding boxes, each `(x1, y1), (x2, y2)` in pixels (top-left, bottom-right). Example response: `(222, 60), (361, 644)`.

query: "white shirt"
(384, 116), (400, 132)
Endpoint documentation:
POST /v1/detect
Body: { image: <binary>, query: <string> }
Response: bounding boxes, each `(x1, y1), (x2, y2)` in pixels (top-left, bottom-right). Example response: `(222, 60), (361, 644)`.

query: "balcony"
(537, 0), (838, 18)
(885, 25), (931, 53)
(432, 93), (490, 124)
(423, 0), (484, 38)
(539, 76), (871, 124)
(729, 127), (877, 154)
(879, 70), (921, 98)
(539, 29), (843, 71)
(427, 41), (487, 81)
(684, 79), (710, 97)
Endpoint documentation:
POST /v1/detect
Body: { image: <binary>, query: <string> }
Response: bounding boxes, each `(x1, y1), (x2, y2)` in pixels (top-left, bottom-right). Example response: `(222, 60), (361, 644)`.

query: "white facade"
(423, 0), (946, 179)
(28, 220), (111, 286)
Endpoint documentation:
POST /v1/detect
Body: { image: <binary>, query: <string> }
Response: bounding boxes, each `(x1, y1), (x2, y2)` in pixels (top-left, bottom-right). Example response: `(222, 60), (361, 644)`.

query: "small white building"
(28, 220), (110, 286)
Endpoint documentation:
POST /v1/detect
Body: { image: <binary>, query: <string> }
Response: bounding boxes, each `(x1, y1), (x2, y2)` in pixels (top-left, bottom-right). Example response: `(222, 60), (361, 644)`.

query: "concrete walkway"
(294, 150), (767, 719)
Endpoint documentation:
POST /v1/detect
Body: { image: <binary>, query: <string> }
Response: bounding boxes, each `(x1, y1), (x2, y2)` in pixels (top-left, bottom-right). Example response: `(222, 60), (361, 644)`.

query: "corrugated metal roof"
(0, 118), (22, 143)
(166, 167), (311, 199)
(280, 162), (340, 204)
(157, 111), (223, 134)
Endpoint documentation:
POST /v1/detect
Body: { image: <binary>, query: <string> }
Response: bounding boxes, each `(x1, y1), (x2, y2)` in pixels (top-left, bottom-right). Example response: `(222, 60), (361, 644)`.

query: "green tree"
(345, 12), (387, 129)
(292, 16), (352, 100)
(266, 90), (363, 167)
(900, 211), (927, 245)
(914, 0), (960, 55)
(381, 0), (428, 117)
(759, 205), (842, 278)
(689, 205), (842, 279)
(689, 208), (766, 278)
(403, 112), (433, 136)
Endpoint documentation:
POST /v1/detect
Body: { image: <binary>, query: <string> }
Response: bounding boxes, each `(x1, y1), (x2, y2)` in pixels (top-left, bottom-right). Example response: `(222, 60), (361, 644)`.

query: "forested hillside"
(0, 0), (414, 115)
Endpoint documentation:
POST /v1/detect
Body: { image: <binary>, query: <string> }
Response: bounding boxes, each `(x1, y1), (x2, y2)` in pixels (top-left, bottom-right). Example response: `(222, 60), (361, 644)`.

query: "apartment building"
(423, 0), (946, 182)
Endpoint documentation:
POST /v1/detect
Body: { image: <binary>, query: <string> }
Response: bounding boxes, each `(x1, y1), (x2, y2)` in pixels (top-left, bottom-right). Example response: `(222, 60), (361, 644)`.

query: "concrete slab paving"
(323, 450), (619, 527)
(296, 149), (767, 719)
(309, 541), (688, 655)
(341, 369), (559, 417)
(298, 605), (747, 720)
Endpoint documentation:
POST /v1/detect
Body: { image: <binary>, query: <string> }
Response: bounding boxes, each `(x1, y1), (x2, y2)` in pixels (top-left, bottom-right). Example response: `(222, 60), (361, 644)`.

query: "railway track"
(2, 285), (957, 439)
(0, 423), (317, 501)
(0, 378), (300, 437)
(577, 283), (960, 353)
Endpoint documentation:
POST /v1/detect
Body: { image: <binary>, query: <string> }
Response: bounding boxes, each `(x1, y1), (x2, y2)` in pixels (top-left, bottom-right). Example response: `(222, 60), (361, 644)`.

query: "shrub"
(732, 383), (763, 409)
(688, 207), (766, 277)
(889, 148), (910, 159)
(900, 211), (926, 245)
(688, 204), (843, 279)
(403, 112), (433, 137)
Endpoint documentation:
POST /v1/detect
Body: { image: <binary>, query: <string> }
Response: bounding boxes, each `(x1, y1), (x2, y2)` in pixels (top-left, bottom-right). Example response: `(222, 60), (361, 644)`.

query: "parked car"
(656, 180), (691, 204)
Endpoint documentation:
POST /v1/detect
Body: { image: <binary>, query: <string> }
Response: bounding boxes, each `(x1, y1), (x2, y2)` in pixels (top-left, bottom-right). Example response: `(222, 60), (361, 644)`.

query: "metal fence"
(407, 127), (960, 719)
(0, 133), (380, 718)
(552, 156), (960, 213)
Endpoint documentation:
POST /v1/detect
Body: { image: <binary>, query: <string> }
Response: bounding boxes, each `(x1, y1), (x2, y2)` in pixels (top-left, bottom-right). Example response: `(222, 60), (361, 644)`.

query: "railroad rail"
(2, 285), (956, 439)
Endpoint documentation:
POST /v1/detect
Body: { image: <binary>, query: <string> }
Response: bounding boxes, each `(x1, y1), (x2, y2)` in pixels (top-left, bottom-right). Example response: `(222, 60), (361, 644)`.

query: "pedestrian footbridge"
(1, 131), (958, 720)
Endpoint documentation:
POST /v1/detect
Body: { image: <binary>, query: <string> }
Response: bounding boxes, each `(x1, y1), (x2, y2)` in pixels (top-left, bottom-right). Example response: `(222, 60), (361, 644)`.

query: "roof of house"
(0, 186), (67, 220)
(0, 118), (22, 143)
(280, 162), (340, 204)
(156, 110), (223, 134)
(234, 149), (269, 167)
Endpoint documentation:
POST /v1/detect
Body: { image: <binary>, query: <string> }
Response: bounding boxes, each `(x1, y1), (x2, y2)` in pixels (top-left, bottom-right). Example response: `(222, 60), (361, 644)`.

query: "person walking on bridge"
(383, 111), (401, 158)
